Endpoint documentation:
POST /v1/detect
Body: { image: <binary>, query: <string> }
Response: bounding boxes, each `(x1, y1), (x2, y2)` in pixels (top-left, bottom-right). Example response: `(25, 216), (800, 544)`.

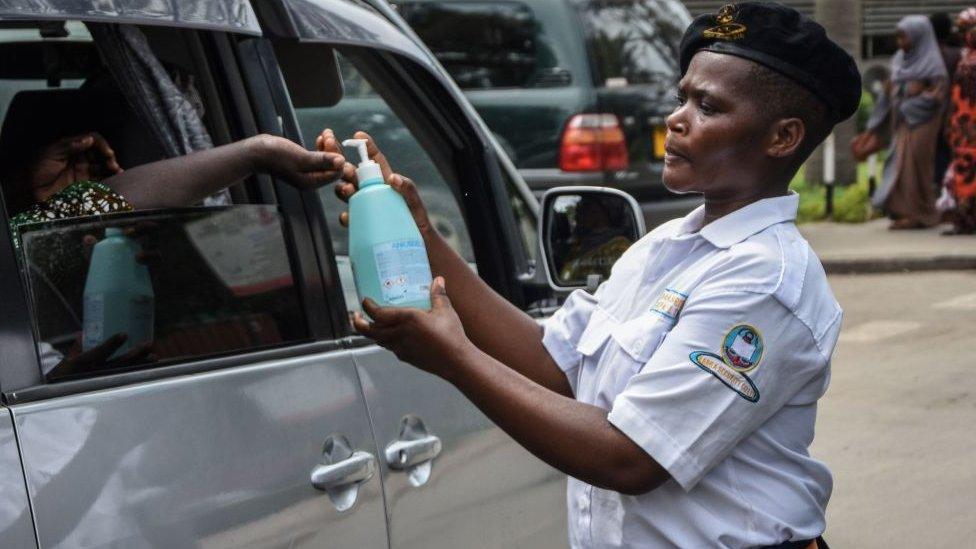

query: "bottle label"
(372, 239), (432, 305)
(82, 294), (105, 351)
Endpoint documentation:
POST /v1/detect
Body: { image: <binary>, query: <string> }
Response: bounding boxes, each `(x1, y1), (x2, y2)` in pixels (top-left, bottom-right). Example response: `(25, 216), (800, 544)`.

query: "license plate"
(652, 126), (667, 160)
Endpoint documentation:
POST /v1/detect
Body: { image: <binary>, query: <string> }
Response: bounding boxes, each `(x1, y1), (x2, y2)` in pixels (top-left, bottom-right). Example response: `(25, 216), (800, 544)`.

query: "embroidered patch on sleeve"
(690, 351), (760, 402)
(651, 289), (687, 321)
(688, 324), (765, 402)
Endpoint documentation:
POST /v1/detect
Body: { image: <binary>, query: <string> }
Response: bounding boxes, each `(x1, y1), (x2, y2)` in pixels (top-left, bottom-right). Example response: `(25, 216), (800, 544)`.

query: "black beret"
(679, 2), (862, 123)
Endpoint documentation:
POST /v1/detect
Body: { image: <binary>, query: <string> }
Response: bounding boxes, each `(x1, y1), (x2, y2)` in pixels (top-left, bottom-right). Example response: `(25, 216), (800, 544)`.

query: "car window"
(280, 48), (476, 316)
(0, 22), (309, 382)
(574, 0), (691, 87)
(396, 1), (571, 89)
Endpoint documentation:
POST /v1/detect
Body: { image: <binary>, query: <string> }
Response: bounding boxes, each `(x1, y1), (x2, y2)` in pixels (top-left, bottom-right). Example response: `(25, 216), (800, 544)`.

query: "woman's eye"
(675, 94), (686, 106)
(699, 102), (716, 115)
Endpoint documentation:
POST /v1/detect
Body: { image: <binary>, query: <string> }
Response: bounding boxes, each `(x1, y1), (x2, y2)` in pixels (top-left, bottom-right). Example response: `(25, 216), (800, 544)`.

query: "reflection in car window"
(282, 49), (475, 315)
(575, 0), (691, 87)
(19, 207), (308, 381)
(397, 1), (571, 89)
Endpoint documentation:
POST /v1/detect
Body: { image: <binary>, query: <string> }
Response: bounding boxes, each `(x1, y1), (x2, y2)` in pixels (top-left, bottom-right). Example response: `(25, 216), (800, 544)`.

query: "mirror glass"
(543, 191), (641, 288)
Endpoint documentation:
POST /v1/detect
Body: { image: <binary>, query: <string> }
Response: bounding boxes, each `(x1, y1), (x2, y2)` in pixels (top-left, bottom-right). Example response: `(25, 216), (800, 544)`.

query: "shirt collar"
(673, 192), (799, 249)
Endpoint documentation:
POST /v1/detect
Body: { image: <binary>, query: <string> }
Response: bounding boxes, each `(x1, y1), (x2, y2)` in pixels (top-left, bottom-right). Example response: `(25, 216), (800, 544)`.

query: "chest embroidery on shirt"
(688, 324), (764, 403)
(650, 288), (687, 321)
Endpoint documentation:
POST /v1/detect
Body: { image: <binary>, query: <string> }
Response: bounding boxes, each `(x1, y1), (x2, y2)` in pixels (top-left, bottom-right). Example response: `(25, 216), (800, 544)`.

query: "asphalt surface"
(813, 271), (976, 548)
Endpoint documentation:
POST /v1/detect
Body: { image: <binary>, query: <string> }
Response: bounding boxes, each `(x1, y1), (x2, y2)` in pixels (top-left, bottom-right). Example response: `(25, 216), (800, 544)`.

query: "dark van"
(394, 0), (699, 219)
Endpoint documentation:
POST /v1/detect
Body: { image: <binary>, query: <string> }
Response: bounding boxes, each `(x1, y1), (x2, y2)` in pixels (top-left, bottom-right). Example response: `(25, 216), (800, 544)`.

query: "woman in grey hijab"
(860, 15), (948, 229)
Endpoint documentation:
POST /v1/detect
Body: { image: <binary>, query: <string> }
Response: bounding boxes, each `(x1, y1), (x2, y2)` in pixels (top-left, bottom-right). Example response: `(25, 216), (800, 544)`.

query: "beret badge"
(703, 4), (747, 40)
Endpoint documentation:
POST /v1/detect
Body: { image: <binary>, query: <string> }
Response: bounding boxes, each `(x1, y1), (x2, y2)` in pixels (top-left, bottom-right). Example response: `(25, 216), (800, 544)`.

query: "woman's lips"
(664, 145), (689, 164)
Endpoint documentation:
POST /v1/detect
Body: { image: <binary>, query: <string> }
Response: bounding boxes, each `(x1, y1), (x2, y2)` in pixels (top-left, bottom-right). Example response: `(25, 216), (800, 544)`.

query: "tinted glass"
(20, 207), (307, 381)
(575, 0), (691, 87)
(397, 1), (571, 89)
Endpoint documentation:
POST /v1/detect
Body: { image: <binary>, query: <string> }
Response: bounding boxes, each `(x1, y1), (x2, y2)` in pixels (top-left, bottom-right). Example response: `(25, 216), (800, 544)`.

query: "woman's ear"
(766, 118), (805, 159)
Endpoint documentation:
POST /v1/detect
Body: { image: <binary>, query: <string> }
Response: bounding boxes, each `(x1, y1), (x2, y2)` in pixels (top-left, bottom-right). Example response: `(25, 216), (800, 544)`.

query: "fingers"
(339, 211), (350, 228)
(79, 333), (128, 366)
(89, 132), (123, 174)
(352, 311), (372, 336)
(353, 131), (393, 181)
(429, 276), (451, 311)
(59, 133), (95, 155)
(387, 174), (431, 229)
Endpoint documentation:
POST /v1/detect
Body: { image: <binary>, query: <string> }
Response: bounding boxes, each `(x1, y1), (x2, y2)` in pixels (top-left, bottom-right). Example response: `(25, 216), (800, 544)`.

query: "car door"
(0, 13), (388, 548)
(0, 410), (38, 548)
(257, 0), (568, 540)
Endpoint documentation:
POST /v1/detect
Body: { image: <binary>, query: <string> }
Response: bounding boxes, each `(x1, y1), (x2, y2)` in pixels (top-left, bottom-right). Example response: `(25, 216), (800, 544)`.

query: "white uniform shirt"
(543, 193), (841, 548)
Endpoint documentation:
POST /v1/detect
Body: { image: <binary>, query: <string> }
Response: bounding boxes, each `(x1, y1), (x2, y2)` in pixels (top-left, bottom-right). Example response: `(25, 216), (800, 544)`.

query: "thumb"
(430, 276), (451, 310)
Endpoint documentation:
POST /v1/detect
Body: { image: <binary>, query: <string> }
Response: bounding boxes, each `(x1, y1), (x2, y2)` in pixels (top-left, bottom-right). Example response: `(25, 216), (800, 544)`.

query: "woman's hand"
(47, 333), (155, 380)
(29, 132), (122, 202)
(317, 129), (433, 235)
(352, 277), (470, 381)
(249, 134), (345, 190)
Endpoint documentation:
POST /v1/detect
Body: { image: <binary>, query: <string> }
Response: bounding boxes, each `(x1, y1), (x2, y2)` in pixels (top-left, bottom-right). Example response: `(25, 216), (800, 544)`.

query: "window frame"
(0, 24), (331, 403)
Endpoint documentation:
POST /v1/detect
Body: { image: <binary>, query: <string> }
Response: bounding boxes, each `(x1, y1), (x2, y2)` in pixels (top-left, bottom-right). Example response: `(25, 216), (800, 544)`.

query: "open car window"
(0, 22), (310, 383)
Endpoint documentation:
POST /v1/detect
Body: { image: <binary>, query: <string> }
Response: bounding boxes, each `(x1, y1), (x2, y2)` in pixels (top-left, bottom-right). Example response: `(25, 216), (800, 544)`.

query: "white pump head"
(342, 138), (384, 186)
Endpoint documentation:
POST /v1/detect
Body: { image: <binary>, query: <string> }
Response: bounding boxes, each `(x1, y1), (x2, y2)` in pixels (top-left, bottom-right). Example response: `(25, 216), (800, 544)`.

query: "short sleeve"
(542, 288), (600, 386)
(607, 289), (828, 491)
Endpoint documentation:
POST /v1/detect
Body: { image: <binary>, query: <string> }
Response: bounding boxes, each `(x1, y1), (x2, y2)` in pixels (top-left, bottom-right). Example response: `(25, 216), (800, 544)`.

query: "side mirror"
(538, 186), (645, 291)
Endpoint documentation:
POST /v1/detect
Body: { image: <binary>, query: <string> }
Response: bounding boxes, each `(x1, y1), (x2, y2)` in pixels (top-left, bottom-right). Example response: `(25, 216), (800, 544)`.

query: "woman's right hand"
(317, 129), (433, 236)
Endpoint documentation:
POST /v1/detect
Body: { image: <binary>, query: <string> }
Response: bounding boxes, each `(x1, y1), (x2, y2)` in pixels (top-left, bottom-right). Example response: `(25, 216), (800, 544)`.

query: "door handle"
(385, 434), (442, 470)
(311, 451), (376, 491)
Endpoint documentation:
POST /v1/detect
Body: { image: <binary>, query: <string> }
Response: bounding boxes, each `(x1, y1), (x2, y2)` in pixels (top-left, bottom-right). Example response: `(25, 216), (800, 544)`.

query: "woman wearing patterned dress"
(942, 8), (976, 235)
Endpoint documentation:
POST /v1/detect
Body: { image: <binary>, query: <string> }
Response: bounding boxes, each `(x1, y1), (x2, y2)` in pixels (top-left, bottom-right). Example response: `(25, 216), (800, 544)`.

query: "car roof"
(0, 0), (261, 35)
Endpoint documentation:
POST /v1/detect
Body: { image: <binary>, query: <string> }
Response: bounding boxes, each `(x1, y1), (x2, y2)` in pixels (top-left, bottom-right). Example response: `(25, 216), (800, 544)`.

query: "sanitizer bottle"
(82, 227), (155, 357)
(344, 138), (433, 310)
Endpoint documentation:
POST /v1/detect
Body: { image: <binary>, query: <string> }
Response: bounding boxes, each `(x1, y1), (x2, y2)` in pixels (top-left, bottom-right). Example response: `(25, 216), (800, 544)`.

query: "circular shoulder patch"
(721, 324), (764, 372)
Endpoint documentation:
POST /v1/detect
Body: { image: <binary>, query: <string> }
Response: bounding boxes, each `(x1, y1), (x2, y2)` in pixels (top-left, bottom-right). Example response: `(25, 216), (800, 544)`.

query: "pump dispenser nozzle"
(342, 138), (384, 187)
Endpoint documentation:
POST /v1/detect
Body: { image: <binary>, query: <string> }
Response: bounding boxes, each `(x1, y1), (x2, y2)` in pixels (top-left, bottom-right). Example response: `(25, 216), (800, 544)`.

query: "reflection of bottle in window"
(82, 228), (154, 358)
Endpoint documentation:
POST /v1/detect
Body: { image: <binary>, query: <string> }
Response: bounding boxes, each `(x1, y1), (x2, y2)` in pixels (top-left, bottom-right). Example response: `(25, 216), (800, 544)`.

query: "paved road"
(814, 271), (976, 548)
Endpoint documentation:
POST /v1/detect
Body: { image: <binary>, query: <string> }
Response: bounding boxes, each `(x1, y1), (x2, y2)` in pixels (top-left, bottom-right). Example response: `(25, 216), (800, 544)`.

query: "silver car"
(0, 0), (573, 546)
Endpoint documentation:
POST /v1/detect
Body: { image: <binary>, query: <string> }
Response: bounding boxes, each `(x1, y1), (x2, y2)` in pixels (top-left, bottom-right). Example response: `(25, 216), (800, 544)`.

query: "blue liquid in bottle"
(82, 227), (154, 357)
(344, 139), (432, 310)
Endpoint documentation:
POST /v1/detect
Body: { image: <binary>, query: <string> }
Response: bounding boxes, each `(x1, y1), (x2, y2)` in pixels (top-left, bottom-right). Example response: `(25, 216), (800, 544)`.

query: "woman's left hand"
(250, 134), (345, 190)
(352, 277), (471, 380)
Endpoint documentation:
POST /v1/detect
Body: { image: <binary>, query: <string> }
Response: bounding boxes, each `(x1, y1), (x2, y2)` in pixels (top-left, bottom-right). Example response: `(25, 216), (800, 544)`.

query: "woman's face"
(662, 52), (771, 197)
(896, 29), (912, 52)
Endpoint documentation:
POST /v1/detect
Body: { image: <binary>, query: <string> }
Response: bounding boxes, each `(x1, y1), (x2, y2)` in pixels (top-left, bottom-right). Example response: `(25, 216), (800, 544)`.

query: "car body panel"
(0, 410), (37, 548)
(351, 345), (566, 549)
(0, 0), (261, 35)
(12, 350), (388, 548)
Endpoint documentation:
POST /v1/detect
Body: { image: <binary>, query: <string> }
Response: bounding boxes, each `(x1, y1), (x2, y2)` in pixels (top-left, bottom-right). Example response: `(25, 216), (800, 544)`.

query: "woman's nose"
(666, 108), (687, 136)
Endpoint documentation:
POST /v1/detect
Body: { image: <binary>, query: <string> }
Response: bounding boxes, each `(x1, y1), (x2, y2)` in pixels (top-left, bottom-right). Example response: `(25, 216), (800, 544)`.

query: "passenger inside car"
(0, 21), (349, 382)
(4, 130), (346, 231)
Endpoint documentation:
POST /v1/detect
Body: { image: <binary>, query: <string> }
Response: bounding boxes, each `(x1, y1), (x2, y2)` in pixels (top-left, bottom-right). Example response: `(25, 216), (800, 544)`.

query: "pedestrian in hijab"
(858, 15), (948, 229)
(942, 8), (976, 234)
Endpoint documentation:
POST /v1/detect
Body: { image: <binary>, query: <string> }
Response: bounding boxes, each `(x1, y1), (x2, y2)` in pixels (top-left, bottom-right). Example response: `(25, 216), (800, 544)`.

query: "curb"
(822, 256), (976, 274)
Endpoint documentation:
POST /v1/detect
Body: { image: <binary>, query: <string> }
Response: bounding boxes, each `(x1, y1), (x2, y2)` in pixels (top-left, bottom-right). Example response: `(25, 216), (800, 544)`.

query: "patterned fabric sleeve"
(8, 180), (133, 249)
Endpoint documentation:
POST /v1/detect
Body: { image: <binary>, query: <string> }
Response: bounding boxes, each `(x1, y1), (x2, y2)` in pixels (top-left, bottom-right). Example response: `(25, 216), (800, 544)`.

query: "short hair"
(746, 61), (833, 165)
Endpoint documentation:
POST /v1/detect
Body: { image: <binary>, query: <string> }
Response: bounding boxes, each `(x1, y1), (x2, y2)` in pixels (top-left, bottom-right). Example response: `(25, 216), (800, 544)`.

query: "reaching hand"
(29, 132), (123, 202)
(352, 277), (469, 379)
(251, 134), (346, 190)
(47, 333), (155, 380)
(317, 129), (431, 233)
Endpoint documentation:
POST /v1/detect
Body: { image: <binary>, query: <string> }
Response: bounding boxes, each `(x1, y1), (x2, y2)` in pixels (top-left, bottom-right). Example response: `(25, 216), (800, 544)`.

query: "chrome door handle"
(311, 451), (376, 491)
(385, 434), (442, 470)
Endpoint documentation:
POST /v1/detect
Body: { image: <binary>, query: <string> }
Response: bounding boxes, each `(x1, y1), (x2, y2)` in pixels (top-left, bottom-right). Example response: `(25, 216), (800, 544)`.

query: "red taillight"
(559, 114), (629, 172)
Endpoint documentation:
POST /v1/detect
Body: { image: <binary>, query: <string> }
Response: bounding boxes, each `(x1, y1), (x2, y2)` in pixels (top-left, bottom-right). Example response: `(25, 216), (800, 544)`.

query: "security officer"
(329, 3), (860, 547)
